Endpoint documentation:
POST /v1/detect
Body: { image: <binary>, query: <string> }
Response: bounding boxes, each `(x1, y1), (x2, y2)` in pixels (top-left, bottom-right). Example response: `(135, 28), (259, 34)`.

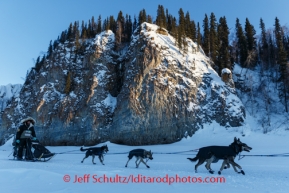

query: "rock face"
(0, 84), (22, 132)
(0, 84), (22, 112)
(221, 68), (235, 88)
(1, 31), (117, 145)
(0, 23), (245, 146)
(110, 24), (245, 145)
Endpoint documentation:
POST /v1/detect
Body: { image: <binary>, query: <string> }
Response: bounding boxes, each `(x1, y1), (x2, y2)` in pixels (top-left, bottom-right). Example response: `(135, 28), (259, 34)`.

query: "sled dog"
(187, 137), (252, 175)
(125, 149), (153, 168)
(80, 144), (109, 165)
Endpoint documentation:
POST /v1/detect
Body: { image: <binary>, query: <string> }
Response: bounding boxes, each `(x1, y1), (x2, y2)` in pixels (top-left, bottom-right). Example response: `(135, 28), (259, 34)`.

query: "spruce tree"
(245, 18), (256, 51)
(59, 31), (67, 44)
(171, 17), (177, 38)
(217, 16), (230, 74)
(202, 14), (210, 55)
(177, 8), (185, 51)
(132, 15), (137, 32)
(236, 18), (248, 67)
(147, 15), (153, 24)
(190, 20), (196, 42)
(74, 26), (80, 52)
(67, 23), (73, 40)
(156, 5), (166, 29)
(35, 54), (46, 73)
(87, 20), (92, 38)
(53, 40), (59, 50)
(103, 18), (108, 31)
(275, 17), (288, 112)
(109, 16), (116, 33)
(209, 12), (218, 64)
(125, 14), (132, 42)
(245, 18), (257, 67)
(185, 12), (193, 40)
(259, 18), (269, 67)
(197, 22), (202, 51)
(35, 56), (41, 72)
(80, 21), (86, 40)
(91, 16), (97, 37)
(81, 28), (87, 41)
(47, 40), (53, 57)
(116, 11), (124, 49)
(72, 21), (79, 39)
(166, 9), (170, 29)
(97, 15), (102, 34)
(268, 33), (276, 66)
(167, 14), (172, 33)
(138, 9), (147, 25)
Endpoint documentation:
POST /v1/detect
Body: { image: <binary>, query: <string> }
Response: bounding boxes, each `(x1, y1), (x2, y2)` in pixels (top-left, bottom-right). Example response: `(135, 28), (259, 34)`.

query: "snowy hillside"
(0, 84), (21, 111)
(233, 64), (289, 133)
(1, 118), (289, 193)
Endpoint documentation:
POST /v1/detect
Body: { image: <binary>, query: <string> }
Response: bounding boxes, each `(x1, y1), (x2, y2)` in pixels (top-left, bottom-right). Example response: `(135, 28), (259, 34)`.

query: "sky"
(0, 0), (288, 85)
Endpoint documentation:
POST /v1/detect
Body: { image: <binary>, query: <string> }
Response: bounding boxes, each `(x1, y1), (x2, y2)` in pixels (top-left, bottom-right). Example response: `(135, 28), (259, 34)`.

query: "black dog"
(187, 137), (252, 175)
(80, 144), (109, 165)
(215, 139), (252, 175)
(125, 149), (153, 168)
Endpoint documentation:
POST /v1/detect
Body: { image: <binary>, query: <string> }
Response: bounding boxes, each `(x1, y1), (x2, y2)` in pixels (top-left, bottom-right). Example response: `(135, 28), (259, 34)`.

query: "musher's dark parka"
(16, 117), (36, 159)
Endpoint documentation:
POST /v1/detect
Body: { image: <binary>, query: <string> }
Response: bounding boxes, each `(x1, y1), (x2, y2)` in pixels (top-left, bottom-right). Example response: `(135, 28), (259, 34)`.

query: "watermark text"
(63, 174), (225, 185)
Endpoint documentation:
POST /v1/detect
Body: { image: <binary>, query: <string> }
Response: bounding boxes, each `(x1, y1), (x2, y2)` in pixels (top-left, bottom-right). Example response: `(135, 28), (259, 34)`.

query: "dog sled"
(11, 138), (55, 162)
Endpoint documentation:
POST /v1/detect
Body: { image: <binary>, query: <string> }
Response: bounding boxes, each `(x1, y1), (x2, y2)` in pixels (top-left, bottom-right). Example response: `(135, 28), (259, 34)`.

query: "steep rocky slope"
(0, 84), (22, 112)
(110, 23), (245, 144)
(0, 23), (245, 145)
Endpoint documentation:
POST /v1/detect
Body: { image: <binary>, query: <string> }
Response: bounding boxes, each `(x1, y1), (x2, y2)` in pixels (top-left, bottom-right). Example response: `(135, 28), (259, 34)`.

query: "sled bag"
(20, 130), (32, 138)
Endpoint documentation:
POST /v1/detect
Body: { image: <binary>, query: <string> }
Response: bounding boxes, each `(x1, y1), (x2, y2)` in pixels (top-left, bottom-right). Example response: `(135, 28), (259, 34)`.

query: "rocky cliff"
(0, 84), (22, 112)
(0, 84), (22, 131)
(0, 23), (245, 145)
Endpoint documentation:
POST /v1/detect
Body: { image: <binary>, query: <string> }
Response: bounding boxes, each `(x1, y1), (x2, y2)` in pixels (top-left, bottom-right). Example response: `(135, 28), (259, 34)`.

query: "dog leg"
(229, 162), (239, 173)
(239, 170), (245, 175)
(141, 159), (150, 168)
(205, 157), (215, 174)
(92, 155), (96, 164)
(135, 157), (140, 168)
(218, 159), (230, 175)
(125, 158), (131, 167)
(99, 155), (104, 165)
(136, 159), (141, 168)
(228, 160), (245, 175)
(224, 162), (230, 169)
(195, 158), (205, 173)
(81, 154), (89, 163)
(139, 158), (150, 168)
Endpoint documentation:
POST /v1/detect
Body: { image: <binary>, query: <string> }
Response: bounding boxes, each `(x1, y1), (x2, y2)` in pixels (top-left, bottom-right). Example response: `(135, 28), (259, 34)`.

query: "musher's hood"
(21, 117), (36, 124)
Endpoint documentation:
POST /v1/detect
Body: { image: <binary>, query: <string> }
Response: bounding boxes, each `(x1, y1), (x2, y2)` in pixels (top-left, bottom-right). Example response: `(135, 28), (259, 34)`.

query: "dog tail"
(187, 157), (198, 162)
(80, 147), (89, 151)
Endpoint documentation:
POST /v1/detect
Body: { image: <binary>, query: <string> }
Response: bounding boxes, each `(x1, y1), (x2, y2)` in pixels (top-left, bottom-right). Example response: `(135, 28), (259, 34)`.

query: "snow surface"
(1, 113), (289, 193)
(222, 68), (231, 75)
(0, 84), (22, 110)
(233, 64), (289, 133)
(102, 94), (117, 113)
(1, 24), (288, 193)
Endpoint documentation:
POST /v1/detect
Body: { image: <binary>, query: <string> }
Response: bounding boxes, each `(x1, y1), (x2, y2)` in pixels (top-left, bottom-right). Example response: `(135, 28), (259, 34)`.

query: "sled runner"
(12, 138), (55, 162)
